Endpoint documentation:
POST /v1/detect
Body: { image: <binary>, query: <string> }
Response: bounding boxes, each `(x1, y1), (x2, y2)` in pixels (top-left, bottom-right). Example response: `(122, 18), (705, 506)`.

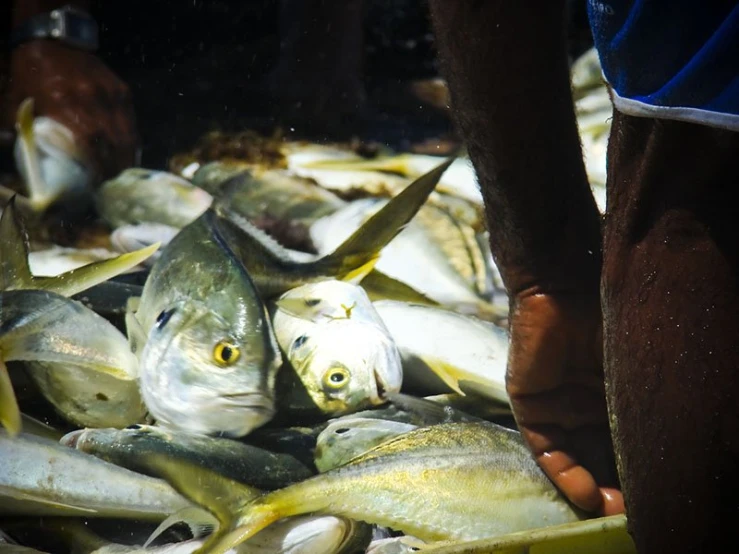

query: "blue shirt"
(587, 0), (739, 131)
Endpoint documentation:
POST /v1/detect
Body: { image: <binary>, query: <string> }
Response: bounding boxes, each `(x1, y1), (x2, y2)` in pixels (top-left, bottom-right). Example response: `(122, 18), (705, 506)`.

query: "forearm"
(429, 1), (601, 295)
(12, 1), (92, 27)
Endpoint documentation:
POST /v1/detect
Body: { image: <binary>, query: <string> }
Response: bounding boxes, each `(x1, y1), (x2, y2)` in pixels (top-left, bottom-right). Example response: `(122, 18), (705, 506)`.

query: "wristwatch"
(9, 4), (99, 52)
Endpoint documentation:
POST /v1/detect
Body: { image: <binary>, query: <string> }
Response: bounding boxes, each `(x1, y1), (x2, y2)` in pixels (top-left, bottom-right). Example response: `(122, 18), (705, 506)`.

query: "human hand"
(2, 40), (139, 182)
(505, 287), (625, 516)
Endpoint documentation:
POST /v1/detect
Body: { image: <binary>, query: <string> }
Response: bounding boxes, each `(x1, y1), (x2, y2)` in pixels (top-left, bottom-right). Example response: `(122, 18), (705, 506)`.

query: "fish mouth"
(219, 392), (274, 413)
(374, 369), (388, 400)
(59, 429), (85, 449)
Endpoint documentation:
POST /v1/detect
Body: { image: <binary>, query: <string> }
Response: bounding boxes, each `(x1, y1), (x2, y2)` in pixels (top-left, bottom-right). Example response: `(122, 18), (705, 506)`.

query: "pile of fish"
(0, 49), (634, 553)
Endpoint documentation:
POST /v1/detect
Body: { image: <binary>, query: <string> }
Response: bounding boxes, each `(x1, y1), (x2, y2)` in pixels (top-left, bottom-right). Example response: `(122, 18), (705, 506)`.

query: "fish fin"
(274, 297), (316, 320)
(313, 158), (453, 282)
(416, 357), (467, 396)
(2, 488), (98, 514)
(140, 452), (262, 542)
(34, 243), (160, 297)
(301, 154), (412, 176)
(384, 391), (484, 424)
(125, 301), (147, 358)
(0, 196), (34, 290)
(360, 270), (439, 306)
(14, 98), (49, 210)
(417, 515), (633, 554)
(144, 507), (218, 547)
(195, 504), (280, 554)
(0, 359), (22, 437)
(338, 256), (379, 284)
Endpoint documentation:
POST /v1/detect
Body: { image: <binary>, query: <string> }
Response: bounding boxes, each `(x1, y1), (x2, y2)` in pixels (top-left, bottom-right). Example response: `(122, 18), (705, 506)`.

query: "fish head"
(286, 320), (403, 415)
(276, 280), (376, 324)
(138, 299), (281, 437)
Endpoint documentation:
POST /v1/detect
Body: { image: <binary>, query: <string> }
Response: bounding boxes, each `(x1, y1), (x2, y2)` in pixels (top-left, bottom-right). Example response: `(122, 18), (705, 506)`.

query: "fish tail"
(14, 98), (50, 210)
(311, 158), (454, 283)
(0, 359), (21, 436)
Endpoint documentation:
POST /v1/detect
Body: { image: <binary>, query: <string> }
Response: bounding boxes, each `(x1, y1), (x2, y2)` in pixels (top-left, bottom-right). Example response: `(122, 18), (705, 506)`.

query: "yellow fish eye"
(213, 341), (240, 366)
(323, 366), (350, 390)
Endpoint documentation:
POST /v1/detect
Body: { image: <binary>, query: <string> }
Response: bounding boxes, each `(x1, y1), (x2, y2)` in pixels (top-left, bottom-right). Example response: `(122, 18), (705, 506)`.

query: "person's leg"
(602, 111), (739, 552)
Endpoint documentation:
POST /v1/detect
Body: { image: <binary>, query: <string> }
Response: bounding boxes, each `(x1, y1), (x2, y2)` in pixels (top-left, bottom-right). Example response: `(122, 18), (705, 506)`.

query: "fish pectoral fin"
(361, 270), (440, 306)
(196, 504), (281, 554)
(34, 243), (161, 298)
(338, 256), (379, 284)
(312, 158), (453, 283)
(274, 297), (317, 321)
(0, 358), (22, 437)
(417, 357), (467, 396)
(144, 507), (218, 547)
(141, 453), (263, 538)
(125, 300), (147, 357)
(0, 196), (34, 290)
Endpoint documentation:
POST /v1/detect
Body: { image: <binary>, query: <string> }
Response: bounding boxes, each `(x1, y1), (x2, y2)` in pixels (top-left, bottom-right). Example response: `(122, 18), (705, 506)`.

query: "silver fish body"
(62, 425), (313, 490)
(131, 211), (282, 437)
(0, 431), (192, 520)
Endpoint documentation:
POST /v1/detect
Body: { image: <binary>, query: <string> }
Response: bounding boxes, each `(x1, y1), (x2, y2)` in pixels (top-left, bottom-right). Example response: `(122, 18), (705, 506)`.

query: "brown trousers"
(602, 111), (739, 552)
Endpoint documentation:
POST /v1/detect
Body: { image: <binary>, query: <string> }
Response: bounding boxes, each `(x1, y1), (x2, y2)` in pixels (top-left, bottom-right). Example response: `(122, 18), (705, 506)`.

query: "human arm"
(428, 0), (623, 516)
(3, 0), (138, 181)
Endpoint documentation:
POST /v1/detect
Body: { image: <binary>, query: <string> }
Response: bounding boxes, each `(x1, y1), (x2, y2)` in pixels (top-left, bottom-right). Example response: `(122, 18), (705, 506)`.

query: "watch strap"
(9, 5), (99, 52)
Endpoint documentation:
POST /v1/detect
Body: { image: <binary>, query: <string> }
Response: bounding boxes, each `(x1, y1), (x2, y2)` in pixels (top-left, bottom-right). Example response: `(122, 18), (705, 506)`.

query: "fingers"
(521, 423), (620, 514)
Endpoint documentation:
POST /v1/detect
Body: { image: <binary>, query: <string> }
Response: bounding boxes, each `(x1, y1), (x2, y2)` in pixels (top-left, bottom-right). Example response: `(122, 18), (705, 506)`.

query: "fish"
(211, 157), (454, 299)
(0, 430), (195, 520)
(0, 289), (145, 432)
(110, 223), (181, 266)
(314, 416), (418, 472)
(27, 245), (144, 277)
(394, 515), (635, 554)
(13, 98), (93, 212)
(201, 167), (347, 227)
(0, 197), (159, 298)
(154, 422), (584, 553)
(62, 424), (314, 490)
(96, 168), (213, 229)
(271, 280), (403, 415)
(15, 515), (372, 554)
(310, 199), (505, 321)
(300, 154), (484, 207)
(129, 210), (283, 438)
(373, 300), (510, 405)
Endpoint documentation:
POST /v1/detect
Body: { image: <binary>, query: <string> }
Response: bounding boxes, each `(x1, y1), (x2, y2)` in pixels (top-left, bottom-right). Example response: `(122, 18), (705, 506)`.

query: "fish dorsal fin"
(0, 197), (34, 290)
(312, 158), (454, 283)
(0, 197), (159, 296)
(0, 359), (21, 436)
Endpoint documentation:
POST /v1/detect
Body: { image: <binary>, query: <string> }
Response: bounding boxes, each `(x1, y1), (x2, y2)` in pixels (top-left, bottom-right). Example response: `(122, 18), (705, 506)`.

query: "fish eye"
(155, 309), (175, 329)
(292, 335), (309, 349)
(213, 341), (240, 366)
(305, 298), (320, 307)
(126, 424), (143, 430)
(323, 366), (350, 390)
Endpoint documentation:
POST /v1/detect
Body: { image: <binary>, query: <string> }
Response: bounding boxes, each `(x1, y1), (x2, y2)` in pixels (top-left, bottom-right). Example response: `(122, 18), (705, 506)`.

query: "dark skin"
(428, 0), (622, 517)
(2, 0), (138, 181)
(430, 1), (739, 552)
